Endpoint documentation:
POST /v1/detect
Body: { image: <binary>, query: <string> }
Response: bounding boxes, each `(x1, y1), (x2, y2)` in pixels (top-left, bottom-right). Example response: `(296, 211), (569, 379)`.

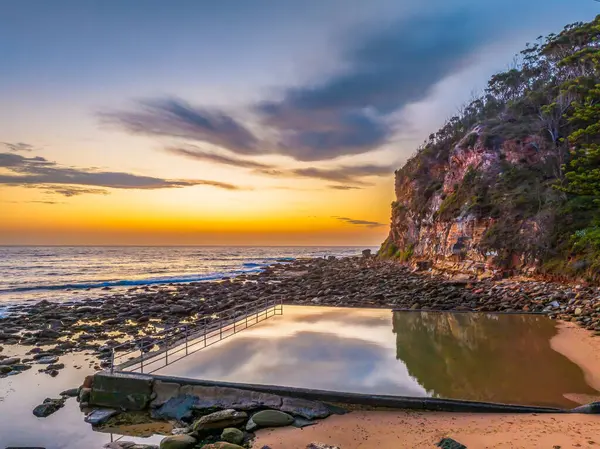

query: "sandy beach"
(255, 322), (600, 449)
(254, 411), (600, 448)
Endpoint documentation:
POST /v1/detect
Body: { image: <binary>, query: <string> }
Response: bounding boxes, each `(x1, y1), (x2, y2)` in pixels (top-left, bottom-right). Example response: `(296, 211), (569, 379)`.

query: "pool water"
(159, 306), (600, 408)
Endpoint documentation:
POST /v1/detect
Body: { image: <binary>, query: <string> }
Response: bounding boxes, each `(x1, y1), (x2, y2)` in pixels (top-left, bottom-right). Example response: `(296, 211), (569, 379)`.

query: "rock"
(292, 416), (316, 428)
(437, 437), (467, 449)
(159, 435), (197, 449)
(0, 365), (12, 374)
(362, 249), (372, 258)
(221, 427), (244, 445)
(36, 356), (59, 364)
(11, 364), (32, 372)
(105, 442), (159, 449)
(306, 444), (340, 449)
(201, 443), (244, 449)
(410, 303), (420, 310)
(280, 397), (330, 419)
(60, 387), (80, 397)
(0, 357), (20, 366)
(192, 409), (247, 432)
(575, 307), (583, 316)
(251, 410), (294, 428)
(32, 397), (66, 417)
(79, 387), (91, 403)
(85, 408), (120, 425)
(38, 328), (60, 339)
(151, 380), (181, 408)
(245, 417), (257, 432)
(151, 395), (197, 422)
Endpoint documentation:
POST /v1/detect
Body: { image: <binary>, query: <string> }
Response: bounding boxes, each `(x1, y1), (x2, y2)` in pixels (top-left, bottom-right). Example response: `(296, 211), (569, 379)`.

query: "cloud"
(33, 185), (110, 197)
(0, 152), (242, 194)
(328, 185), (362, 190)
(101, 98), (261, 155)
(3, 142), (35, 152)
(166, 144), (393, 185)
(334, 216), (386, 227)
(104, 8), (490, 162)
(165, 145), (273, 169)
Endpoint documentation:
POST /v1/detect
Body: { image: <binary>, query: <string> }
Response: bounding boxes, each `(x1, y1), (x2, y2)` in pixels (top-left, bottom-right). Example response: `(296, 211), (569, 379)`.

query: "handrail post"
(233, 311), (237, 333)
(110, 348), (115, 374)
(140, 345), (145, 373)
(185, 325), (189, 355)
(204, 317), (207, 347)
(220, 314), (223, 340)
(165, 334), (169, 366)
(245, 303), (248, 328)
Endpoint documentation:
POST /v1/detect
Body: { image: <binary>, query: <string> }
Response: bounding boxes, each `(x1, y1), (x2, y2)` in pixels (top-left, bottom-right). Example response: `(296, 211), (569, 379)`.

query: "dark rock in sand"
(32, 397), (66, 417)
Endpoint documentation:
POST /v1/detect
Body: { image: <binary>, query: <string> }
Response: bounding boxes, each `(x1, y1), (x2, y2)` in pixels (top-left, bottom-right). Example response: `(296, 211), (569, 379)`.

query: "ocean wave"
(0, 267), (263, 294)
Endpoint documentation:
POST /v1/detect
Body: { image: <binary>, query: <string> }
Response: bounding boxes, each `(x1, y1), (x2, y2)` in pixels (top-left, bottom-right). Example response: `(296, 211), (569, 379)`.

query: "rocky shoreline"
(1, 255), (599, 379)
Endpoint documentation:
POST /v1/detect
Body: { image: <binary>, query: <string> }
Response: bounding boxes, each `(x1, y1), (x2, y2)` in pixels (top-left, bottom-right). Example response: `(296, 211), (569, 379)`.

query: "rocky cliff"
(381, 125), (558, 276)
(380, 16), (600, 280)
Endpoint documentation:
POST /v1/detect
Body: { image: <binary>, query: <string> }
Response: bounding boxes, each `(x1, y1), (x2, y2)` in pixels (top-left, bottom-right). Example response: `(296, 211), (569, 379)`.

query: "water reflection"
(160, 307), (427, 396)
(393, 311), (599, 407)
(159, 306), (599, 407)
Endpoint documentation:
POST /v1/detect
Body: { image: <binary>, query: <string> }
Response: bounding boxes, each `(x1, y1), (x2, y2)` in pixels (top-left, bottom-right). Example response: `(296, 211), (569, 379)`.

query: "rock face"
(381, 124), (558, 276)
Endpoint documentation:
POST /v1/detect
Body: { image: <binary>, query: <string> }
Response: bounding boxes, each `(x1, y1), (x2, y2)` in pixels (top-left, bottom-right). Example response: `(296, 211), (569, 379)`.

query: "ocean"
(0, 246), (373, 310)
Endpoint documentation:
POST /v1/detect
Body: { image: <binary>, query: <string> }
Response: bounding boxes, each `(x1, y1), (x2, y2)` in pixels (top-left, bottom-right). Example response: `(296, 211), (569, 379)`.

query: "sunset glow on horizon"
(2, 0), (597, 246)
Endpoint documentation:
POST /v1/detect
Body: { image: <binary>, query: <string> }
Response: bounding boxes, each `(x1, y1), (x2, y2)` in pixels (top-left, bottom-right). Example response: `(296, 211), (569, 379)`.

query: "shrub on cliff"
(383, 15), (600, 277)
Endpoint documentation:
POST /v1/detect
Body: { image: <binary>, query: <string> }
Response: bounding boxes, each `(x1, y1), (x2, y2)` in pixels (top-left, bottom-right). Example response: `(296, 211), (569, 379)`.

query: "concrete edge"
(140, 372), (566, 414)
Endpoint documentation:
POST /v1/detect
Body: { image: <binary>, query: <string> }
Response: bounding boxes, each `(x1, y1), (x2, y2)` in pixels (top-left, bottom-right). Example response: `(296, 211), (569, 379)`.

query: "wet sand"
(255, 411), (600, 448)
(551, 321), (600, 391)
(256, 321), (600, 449)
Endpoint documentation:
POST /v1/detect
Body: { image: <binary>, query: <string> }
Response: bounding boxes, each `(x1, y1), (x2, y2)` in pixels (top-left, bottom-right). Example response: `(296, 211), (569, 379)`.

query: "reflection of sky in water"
(160, 306), (428, 397)
(160, 306), (600, 408)
(0, 350), (164, 448)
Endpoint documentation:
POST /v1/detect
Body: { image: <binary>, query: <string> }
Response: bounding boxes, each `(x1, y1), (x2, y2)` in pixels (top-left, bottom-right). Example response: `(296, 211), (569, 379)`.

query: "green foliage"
(388, 15), (600, 276)
(396, 244), (415, 262)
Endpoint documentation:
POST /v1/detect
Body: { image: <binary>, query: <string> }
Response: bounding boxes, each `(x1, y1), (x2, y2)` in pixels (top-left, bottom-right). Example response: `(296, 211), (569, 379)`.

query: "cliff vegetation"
(381, 16), (600, 280)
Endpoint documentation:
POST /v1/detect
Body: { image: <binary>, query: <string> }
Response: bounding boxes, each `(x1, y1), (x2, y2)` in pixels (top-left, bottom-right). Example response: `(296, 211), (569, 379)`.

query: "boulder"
(159, 435), (197, 449)
(201, 443), (244, 449)
(32, 397), (66, 417)
(251, 410), (294, 428)
(221, 427), (244, 445)
(0, 357), (20, 366)
(192, 409), (248, 432)
(151, 395), (197, 422)
(280, 397), (330, 419)
(85, 408), (120, 425)
(60, 387), (80, 397)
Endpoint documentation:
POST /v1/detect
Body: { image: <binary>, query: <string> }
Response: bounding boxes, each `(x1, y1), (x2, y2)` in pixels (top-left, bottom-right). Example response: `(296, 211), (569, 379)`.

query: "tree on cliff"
(381, 15), (600, 277)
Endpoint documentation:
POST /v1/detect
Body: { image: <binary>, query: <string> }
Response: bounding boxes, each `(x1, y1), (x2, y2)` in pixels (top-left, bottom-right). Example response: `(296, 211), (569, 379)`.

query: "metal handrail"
(110, 296), (283, 373)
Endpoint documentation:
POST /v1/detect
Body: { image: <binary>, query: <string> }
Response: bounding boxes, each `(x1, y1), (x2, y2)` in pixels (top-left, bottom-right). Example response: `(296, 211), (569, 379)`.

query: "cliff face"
(381, 124), (558, 275)
(380, 16), (600, 279)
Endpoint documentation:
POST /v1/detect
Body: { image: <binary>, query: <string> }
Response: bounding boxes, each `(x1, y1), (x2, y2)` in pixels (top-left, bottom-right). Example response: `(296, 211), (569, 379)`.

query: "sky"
(1, 0), (598, 246)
